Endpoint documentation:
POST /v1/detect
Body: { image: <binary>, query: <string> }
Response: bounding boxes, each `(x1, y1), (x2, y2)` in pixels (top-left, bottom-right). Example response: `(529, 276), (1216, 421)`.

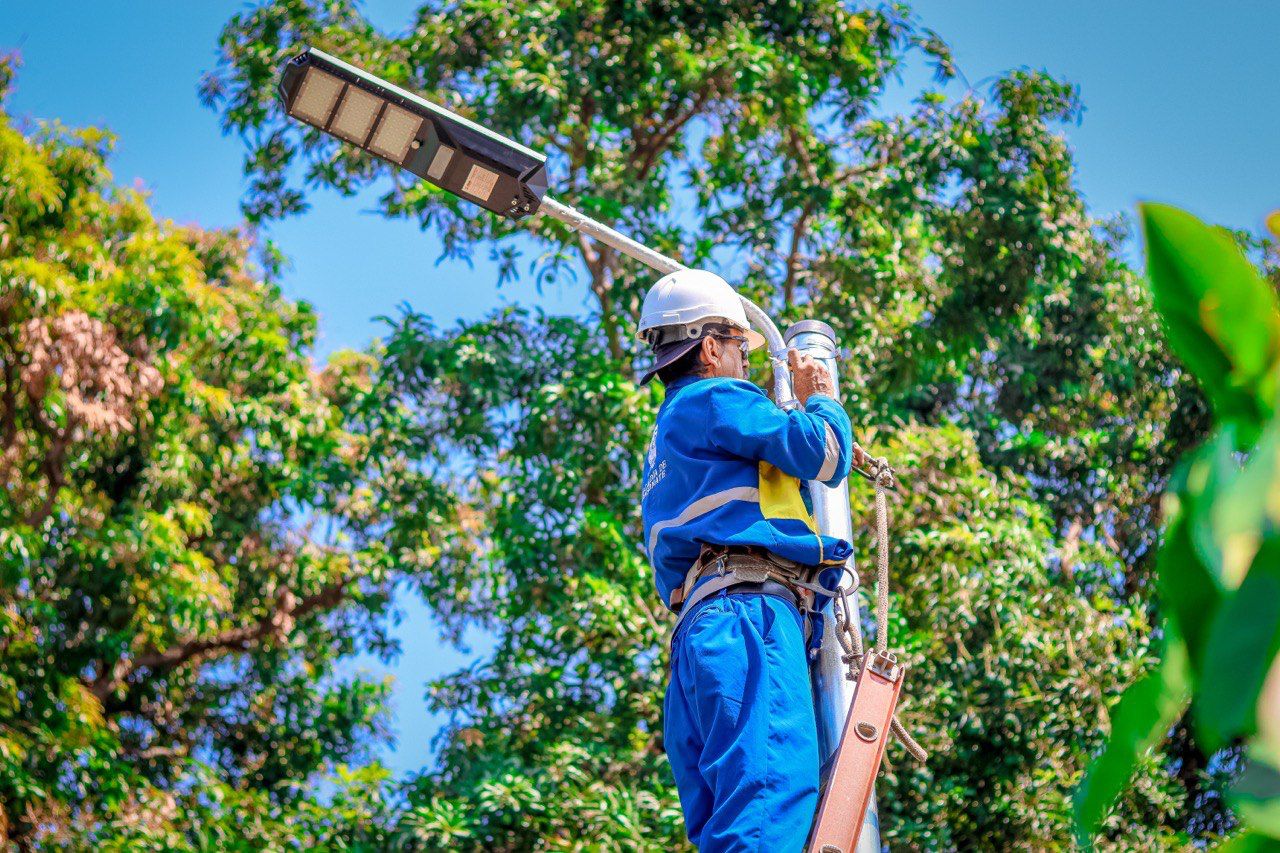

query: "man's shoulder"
(658, 379), (768, 435)
(670, 377), (766, 404)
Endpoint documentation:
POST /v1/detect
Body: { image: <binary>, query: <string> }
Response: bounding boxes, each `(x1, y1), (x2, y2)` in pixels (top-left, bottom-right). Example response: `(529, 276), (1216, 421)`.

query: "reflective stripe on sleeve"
(817, 422), (840, 482)
(647, 485), (760, 556)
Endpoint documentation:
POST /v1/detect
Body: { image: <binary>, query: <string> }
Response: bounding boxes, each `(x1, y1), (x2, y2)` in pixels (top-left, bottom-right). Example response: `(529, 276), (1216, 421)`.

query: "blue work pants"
(664, 590), (820, 851)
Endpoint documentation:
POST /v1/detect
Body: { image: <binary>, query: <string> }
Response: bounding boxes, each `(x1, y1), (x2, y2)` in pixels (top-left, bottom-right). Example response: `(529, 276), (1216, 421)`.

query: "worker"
(637, 269), (858, 852)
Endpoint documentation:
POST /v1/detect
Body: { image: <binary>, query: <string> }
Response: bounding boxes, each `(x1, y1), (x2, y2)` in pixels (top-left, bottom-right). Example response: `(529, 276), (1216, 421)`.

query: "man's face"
(699, 329), (750, 380)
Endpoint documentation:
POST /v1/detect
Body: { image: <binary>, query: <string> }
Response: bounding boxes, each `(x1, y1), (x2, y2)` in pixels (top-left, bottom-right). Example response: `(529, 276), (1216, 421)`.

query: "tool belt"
(669, 545), (831, 639)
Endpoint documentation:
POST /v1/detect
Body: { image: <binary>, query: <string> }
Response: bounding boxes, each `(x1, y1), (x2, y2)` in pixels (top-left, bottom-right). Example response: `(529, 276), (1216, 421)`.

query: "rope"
(842, 449), (928, 763)
(834, 582), (863, 665)
(873, 466), (891, 655)
(891, 717), (926, 762)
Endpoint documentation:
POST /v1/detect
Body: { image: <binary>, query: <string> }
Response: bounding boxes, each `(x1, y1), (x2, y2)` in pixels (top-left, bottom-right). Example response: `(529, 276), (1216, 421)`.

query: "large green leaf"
(1073, 641), (1190, 845)
(1188, 429), (1240, 581)
(1190, 412), (1280, 747)
(1210, 413), (1280, 585)
(1194, 536), (1280, 750)
(1160, 450), (1227, 675)
(1142, 202), (1280, 444)
(1162, 396), (1280, 701)
(1159, 517), (1221, 678)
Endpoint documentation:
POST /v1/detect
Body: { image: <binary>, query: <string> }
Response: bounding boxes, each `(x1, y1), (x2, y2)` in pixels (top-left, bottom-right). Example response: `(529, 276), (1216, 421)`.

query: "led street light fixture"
(279, 47), (548, 220)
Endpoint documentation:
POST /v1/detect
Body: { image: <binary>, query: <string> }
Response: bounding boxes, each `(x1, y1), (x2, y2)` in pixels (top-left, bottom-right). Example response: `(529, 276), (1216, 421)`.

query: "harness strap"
(669, 545), (838, 644)
(670, 574), (803, 640)
(668, 556), (708, 611)
(670, 544), (825, 611)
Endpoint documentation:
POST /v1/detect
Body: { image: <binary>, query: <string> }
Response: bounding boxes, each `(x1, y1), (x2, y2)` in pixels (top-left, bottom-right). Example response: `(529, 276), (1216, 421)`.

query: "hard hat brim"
(744, 328), (767, 352)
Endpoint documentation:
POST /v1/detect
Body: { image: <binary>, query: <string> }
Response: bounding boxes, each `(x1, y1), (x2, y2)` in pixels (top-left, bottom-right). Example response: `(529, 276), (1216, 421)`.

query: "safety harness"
(668, 545), (838, 643)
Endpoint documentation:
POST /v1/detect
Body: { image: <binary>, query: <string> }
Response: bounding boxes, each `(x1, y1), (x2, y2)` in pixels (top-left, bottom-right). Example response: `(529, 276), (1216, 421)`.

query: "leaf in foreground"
(1142, 202), (1280, 443)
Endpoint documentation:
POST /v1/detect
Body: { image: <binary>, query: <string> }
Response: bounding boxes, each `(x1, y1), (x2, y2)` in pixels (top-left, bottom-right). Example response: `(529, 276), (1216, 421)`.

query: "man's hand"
(789, 348), (835, 406)
(850, 443), (868, 470)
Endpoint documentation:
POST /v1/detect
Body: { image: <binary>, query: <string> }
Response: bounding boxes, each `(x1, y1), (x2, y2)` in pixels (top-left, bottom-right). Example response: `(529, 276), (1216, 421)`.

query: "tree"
(860, 420), (1182, 849)
(0, 57), (438, 847)
(195, 1), (1225, 847)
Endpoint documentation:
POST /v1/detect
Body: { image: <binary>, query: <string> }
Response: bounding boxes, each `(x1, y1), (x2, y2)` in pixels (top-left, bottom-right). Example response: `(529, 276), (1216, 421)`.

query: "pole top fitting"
(783, 319), (837, 346)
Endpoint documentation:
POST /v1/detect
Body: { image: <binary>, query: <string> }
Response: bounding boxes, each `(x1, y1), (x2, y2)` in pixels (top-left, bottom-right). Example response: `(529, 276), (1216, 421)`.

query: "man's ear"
(698, 336), (719, 370)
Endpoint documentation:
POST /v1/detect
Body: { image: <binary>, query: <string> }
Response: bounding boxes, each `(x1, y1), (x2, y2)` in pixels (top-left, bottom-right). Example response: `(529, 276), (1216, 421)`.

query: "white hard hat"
(636, 268), (766, 385)
(637, 268), (765, 350)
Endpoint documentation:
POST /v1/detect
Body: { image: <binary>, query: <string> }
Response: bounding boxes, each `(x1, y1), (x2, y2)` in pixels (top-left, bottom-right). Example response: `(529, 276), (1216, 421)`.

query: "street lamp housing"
(279, 47), (548, 220)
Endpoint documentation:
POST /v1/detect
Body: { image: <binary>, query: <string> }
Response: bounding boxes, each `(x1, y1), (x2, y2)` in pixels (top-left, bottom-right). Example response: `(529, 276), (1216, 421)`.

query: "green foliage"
(1143, 204), (1280, 445)
(69, 762), (401, 851)
(1073, 642), (1189, 844)
(860, 423), (1183, 848)
(378, 309), (683, 848)
(1074, 204), (1280, 846)
(0, 71), (447, 846)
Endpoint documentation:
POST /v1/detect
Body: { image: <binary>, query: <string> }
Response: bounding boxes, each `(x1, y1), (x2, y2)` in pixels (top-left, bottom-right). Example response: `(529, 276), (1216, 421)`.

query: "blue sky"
(3, 1), (1277, 777)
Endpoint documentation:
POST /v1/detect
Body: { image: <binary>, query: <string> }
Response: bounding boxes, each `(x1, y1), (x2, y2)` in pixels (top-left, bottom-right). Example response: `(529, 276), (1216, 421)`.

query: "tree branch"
(577, 84), (717, 372)
(573, 224), (626, 365)
(780, 128), (824, 309)
(89, 578), (351, 702)
(591, 247), (627, 367)
(788, 127), (820, 185)
(633, 87), (713, 183)
(571, 91), (597, 179)
(24, 404), (75, 528)
(783, 199), (816, 309)
(577, 230), (601, 279)
(0, 322), (17, 453)
(1059, 517), (1083, 581)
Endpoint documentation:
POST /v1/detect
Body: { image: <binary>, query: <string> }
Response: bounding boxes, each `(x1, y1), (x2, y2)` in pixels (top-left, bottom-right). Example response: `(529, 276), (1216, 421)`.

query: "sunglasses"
(711, 333), (750, 359)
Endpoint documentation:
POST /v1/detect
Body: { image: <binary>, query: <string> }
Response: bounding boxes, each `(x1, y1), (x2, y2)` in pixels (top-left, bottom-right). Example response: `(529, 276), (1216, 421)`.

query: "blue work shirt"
(641, 374), (855, 608)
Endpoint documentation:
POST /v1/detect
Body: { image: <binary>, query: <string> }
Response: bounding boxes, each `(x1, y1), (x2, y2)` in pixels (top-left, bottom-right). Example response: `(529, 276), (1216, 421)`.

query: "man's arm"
(705, 369), (854, 486)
